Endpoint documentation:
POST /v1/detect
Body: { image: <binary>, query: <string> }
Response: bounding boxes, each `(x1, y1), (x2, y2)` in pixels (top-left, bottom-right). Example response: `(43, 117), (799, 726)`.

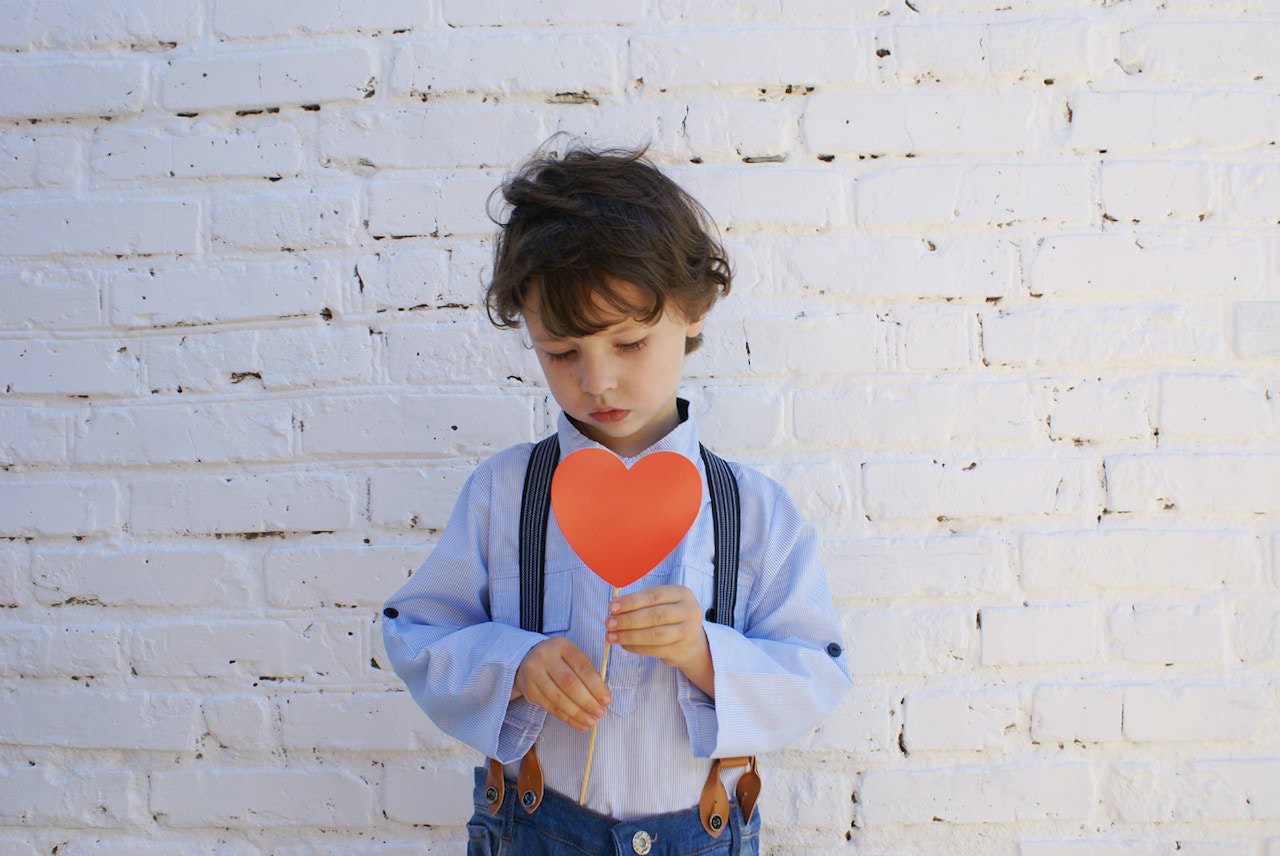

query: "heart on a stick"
(550, 449), (701, 588)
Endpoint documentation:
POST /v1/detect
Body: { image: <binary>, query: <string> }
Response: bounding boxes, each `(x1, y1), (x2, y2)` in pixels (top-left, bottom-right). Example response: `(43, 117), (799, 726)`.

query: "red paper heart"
(550, 449), (702, 589)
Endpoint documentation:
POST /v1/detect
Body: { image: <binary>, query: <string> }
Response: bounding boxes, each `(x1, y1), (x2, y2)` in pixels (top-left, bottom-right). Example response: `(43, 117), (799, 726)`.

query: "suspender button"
(522, 790), (537, 808)
(484, 786), (498, 804)
(631, 831), (653, 854)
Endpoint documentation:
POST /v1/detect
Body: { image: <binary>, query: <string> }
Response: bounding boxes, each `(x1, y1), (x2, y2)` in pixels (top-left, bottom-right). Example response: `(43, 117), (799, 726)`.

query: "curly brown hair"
(484, 145), (732, 353)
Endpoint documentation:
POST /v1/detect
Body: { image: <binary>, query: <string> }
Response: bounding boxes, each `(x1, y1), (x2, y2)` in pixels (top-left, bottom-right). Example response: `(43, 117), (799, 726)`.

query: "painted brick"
(805, 93), (1038, 156)
(300, 394), (534, 458)
(1021, 530), (1262, 592)
(131, 619), (364, 680)
(75, 401), (293, 466)
(150, 769), (373, 827)
(1235, 303), (1280, 359)
(0, 480), (120, 538)
(0, 133), (38, 189)
(1046, 378), (1156, 444)
(1233, 602), (1280, 664)
(0, 0), (198, 49)
(0, 199), (200, 257)
(859, 763), (1093, 824)
(744, 313), (880, 375)
(144, 325), (374, 393)
(367, 173), (500, 238)
(202, 694), (276, 752)
(1100, 161), (1214, 223)
(0, 406), (68, 466)
(319, 108), (546, 169)
(1224, 164), (1280, 224)
(1028, 235), (1264, 299)
(632, 28), (867, 89)
(764, 767), (854, 832)
(0, 338), (140, 396)
(0, 835), (36, 856)
(795, 382), (1038, 447)
(1031, 685), (1123, 744)
(677, 166), (846, 230)
(843, 607), (972, 676)
(92, 123), (304, 182)
(355, 250), (454, 312)
(898, 307), (975, 371)
(280, 691), (449, 751)
(443, 0), (644, 26)
(903, 689), (1021, 752)
(264, 544), (421, 609)
(881, 21), (1105, 85)
(384, 320), (541, 386)
(802, 685), (898, 754)
(1108, 604), (1225, 666)
(980, 604), (1096, 666)
(55, 840), (259, 856)
(1107, 454), (1280, 514)
(769, 460), (854, 522)
(1069, 93), (1280, 152)
(1181, 759), (1280, 821)
(1107, 761), (1175, 823)
(383, 763), (475, 825)
(780, 235), (1018, 299)
(687, 385), (786, 451)
(0, 544), (21, 607)
(981, 305), (1224, 368)
(681, 100), (792, 163)
(856, 164), (1092, 227)
(863, 458), (1096, 521)
(369, 467), (472, 532)
(0, 687), (198, 750)
(392, 34), (620, 96)
(0, 767), (134, 827)
(0, 267), (103, 329)
(213, 0), (429, 38)
(826, 536), (1011, 600)
(1159, 374), (1273, 440)
(0, 61), (147, 121)
(212, 189), (359, 252)
(129, 473), (357, 535)
(0, 623), (123, 678)
(1124, 685), (1269, 743)
(109, 258), (340, 329)
(1116, 23), (1280, 83)
(162, 48), (378, 112)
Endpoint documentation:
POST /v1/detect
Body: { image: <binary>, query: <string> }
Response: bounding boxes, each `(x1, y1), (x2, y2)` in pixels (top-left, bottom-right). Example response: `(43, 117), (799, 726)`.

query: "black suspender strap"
(517, 435), (561, 633)
(516, 438), (740, 631)
(699, 445), (740, 628)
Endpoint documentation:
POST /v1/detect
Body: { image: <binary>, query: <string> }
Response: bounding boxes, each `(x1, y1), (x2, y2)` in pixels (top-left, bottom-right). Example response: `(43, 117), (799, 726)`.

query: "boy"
(382, 146), (851, 855)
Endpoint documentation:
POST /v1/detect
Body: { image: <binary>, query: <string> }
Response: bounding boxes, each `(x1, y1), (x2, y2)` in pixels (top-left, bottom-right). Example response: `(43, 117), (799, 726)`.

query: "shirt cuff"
(676, 620), (722, 757)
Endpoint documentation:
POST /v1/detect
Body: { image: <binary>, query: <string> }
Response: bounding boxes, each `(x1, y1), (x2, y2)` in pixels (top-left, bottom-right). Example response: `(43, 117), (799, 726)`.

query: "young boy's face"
(523, 278), (703, 458)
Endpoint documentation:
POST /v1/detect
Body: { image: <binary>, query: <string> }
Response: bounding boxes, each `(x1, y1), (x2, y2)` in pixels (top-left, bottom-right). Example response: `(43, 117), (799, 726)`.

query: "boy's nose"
(578, 357), (617, 396)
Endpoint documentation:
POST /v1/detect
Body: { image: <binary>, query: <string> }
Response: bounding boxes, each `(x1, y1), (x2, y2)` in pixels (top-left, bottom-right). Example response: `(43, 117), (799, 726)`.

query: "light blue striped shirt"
(382, 406), (852, 820)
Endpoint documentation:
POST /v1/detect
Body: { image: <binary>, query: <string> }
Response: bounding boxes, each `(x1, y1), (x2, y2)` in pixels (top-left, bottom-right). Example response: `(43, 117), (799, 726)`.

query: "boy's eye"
(618, 339), (647, 352)
(546, 349), (575, 362)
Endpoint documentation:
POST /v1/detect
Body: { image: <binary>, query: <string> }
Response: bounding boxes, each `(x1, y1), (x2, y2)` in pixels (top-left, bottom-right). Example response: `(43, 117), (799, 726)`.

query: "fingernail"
(606, 618), (617, 628)
(606, 633), (617, 642)
(610, 601), (620, 612)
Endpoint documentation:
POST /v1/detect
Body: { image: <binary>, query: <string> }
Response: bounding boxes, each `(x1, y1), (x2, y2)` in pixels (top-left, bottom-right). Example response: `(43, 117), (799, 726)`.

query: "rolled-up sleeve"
(677, 477), (852, 758)
(381, 461), (548, 763)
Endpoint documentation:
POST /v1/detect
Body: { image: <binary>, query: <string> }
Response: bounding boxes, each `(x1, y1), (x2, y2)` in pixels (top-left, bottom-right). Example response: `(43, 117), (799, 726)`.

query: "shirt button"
(383, 607), (399, 619)
(826, 642), (842, 657)
(631, 830), (653, 854)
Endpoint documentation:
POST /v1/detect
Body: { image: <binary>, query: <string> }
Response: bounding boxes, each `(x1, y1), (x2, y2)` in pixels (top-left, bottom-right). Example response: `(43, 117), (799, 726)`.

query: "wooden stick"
(579, 585), (619, 805)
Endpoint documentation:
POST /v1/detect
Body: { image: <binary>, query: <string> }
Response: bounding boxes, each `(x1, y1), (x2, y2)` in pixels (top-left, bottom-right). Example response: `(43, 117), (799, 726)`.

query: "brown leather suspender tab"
(484, 758), (505, 816)
(699, 755), (758, 838)
(516, 745), (544, 814)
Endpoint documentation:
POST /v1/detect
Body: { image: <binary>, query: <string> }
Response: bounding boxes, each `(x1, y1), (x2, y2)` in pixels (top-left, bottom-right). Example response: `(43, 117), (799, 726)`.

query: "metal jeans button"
(631, 830), (653, 854)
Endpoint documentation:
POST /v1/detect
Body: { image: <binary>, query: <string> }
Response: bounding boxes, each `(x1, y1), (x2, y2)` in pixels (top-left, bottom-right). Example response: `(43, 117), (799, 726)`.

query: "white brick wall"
(1, 2), (1277, 853)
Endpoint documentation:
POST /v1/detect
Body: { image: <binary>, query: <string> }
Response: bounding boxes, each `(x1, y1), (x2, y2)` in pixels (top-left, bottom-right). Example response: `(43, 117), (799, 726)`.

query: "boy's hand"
(513, 637), (611, 732)
(606, 585), (715, 697)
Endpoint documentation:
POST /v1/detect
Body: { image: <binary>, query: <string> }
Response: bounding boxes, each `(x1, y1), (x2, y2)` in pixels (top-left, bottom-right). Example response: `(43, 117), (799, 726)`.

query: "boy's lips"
(590, 408), (630, 423)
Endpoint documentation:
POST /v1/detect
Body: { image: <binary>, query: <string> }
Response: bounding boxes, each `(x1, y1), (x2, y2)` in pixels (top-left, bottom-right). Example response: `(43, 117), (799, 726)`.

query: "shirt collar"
(555, 397), (703, 468)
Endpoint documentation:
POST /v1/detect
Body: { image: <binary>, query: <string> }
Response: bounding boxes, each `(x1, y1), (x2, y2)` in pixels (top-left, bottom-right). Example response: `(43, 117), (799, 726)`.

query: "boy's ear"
(684, 315), (706, 338)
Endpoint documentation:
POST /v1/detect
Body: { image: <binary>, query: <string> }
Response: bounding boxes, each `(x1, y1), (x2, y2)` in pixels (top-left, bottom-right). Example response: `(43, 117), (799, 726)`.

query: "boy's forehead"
(521, 277), (657, 338)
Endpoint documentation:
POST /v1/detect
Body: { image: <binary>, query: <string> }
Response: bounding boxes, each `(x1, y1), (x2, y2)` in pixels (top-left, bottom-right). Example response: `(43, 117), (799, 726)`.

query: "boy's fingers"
(561, 645), (612, 709)
(611, 585), (682, 614)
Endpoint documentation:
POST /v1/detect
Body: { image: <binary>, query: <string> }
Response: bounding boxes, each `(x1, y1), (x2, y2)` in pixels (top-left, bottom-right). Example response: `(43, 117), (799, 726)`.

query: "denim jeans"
(466, 768), (761, 856)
